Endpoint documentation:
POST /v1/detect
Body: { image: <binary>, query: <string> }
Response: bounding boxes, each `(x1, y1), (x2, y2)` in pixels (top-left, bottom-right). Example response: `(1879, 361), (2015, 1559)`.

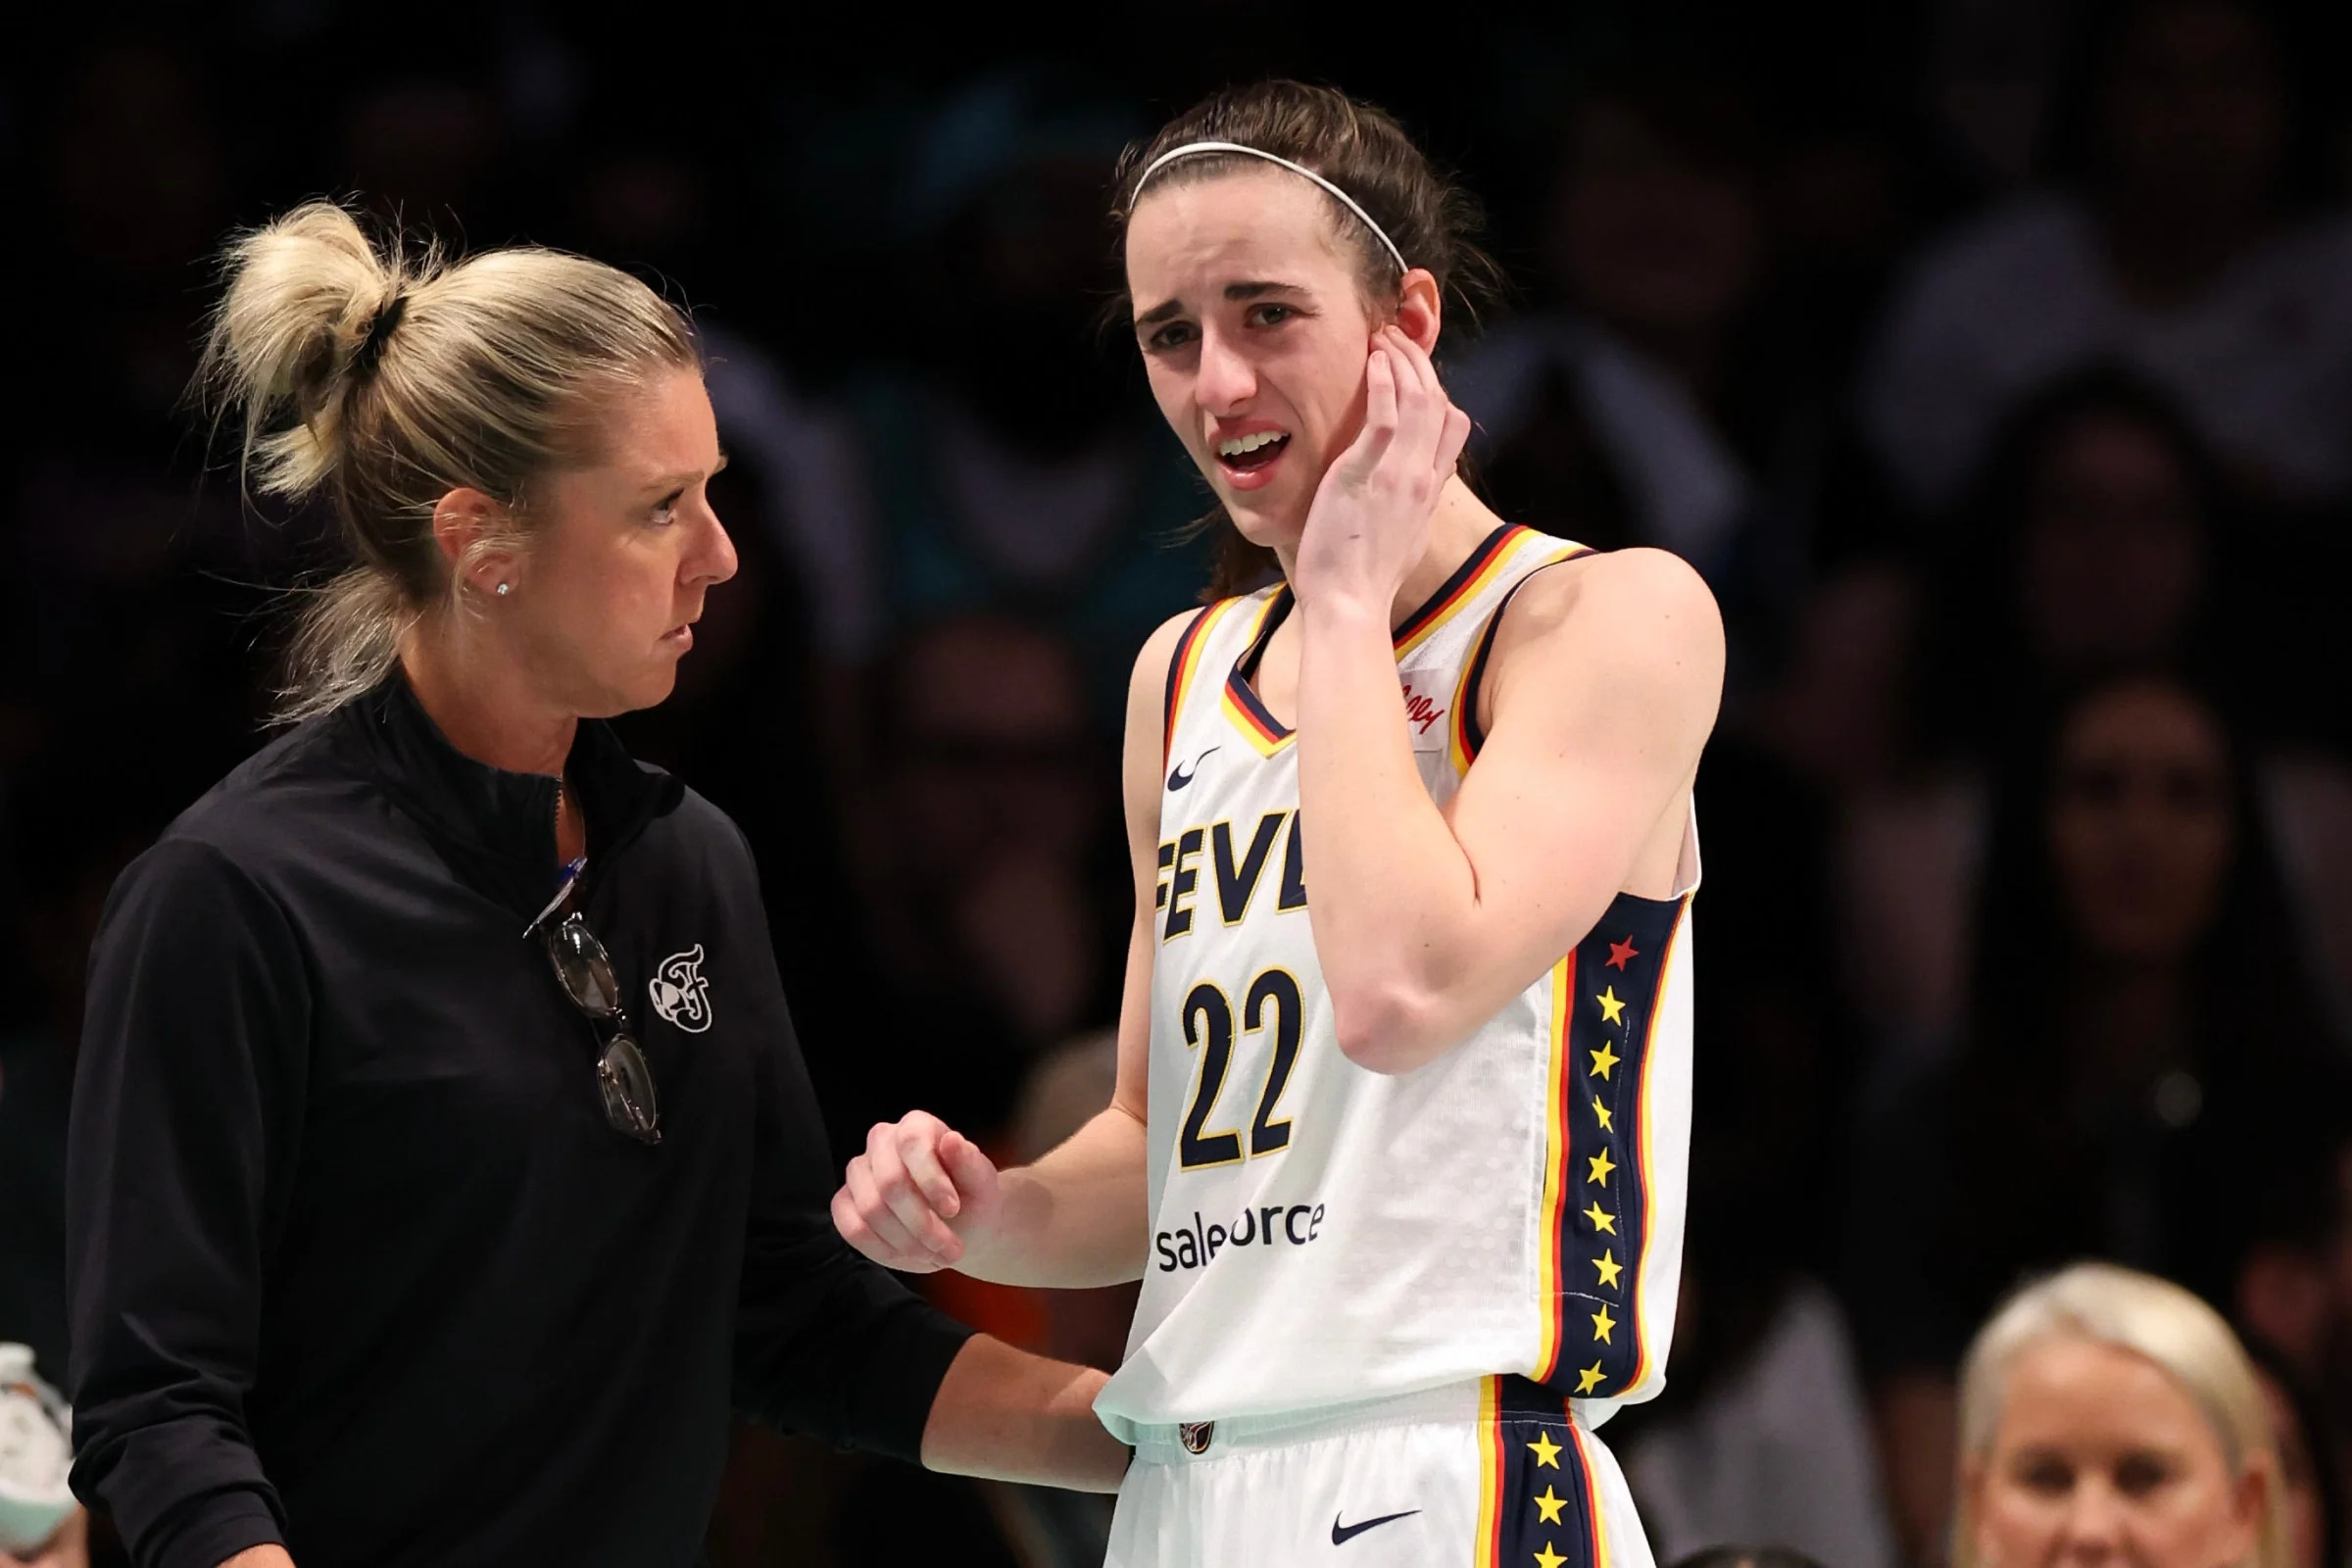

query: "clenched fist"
(831, 1109), (1005, 1274)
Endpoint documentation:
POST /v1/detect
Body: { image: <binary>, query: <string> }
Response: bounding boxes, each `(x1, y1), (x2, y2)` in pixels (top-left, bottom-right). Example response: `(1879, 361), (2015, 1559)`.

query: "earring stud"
(494, 582), (512, 597)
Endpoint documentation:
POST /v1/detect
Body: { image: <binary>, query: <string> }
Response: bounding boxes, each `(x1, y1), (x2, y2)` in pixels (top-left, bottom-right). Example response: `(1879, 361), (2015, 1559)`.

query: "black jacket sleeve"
(724, 837), (974, 1461)
(67, 838), (307, 1568)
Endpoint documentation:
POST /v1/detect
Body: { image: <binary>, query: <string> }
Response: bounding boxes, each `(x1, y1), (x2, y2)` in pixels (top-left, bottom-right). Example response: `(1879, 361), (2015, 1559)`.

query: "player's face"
(511, 368), (738, 717)
(1126, 169), (1387, 550)
(1968, 1337), (2263, 1568)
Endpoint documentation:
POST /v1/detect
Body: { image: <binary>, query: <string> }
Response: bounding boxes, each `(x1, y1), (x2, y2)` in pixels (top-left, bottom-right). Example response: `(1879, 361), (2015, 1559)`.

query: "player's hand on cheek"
(832, 1109), (1004, 1273)
(1293, 324), (1472, 617)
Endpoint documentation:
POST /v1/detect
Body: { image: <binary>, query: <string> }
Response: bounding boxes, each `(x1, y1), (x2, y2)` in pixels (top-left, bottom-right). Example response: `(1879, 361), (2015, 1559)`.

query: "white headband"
(1133, 140), (1409, 276)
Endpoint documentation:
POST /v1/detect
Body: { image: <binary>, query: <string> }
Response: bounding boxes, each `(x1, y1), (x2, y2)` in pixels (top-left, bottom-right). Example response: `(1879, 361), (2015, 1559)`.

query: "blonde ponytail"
(196, 201), (700, 722)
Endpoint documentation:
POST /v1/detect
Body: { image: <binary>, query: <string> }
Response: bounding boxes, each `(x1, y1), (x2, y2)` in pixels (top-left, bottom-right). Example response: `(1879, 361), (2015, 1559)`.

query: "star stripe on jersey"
(1531, 895), (1690, 1398)
(1477, 1377), (1609, 1568)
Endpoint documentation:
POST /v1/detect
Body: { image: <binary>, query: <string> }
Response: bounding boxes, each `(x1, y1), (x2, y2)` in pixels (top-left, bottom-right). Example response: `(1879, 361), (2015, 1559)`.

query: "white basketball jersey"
(1095, 525), (1700, 1443)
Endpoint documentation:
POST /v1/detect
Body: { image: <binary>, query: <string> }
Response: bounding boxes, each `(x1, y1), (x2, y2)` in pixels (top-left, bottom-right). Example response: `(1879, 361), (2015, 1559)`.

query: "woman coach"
(63, 203), (1124, 1568)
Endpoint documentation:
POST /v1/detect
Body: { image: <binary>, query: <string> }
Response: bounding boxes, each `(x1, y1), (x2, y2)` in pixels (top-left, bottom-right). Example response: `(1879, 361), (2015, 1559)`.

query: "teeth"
(1217, 430), (1288, 458)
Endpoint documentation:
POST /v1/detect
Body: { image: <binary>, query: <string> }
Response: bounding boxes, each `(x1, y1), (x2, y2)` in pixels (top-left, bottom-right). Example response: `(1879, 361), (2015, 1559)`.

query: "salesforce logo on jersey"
(1155, 1200), (1327, 1271)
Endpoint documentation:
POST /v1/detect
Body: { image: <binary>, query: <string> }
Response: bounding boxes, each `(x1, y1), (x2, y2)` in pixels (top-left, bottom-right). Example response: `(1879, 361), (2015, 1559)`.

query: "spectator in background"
(1828, 371), (2352, 1050)
(1952, 1264), (2287, 1568)
(1847, 672), (2347, 1563)
(808, 613), (1123, 1158)
(1858, 0), (2352, 517)
(1449, 71), (1817, 681)
(1914, 369), (2223, 756)
(2241, 1338), (2345, 1568)
(807, 73), (1210, 722)
(2234, 1117), (2352, 1546)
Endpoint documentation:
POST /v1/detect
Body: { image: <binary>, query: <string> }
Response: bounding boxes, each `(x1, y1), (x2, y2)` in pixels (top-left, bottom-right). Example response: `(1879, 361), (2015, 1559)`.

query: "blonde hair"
(197, 201), (700, 722)
(1953, 1262), (2288, 1568)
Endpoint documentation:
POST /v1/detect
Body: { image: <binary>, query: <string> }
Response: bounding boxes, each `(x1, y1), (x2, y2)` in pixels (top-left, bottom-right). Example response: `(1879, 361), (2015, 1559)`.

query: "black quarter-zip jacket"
(66, 676), (972, 1568)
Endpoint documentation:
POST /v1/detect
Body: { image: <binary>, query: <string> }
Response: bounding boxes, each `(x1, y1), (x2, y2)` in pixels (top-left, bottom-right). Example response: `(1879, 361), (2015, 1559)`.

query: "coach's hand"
(833, 1110), (1004, 1274)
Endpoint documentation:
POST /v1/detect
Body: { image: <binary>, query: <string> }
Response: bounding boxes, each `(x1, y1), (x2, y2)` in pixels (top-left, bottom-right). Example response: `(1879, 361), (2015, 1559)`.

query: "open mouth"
(1215, 428), (1291, 483)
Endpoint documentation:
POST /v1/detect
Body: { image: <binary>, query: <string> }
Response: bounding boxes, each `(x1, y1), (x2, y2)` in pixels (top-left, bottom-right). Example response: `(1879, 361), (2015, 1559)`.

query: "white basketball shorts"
(1106, 1375), (1655, 1568)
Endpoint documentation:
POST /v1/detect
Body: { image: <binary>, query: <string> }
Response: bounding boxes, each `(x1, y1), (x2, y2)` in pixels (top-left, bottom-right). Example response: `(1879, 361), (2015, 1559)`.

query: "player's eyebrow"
(1134, 280), (1304, 328)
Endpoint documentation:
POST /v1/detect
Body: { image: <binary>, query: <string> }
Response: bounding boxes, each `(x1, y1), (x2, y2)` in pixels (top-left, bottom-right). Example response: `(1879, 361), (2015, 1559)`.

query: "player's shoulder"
(1487, 545), (1724, 738)
(1134, 604), (1210, 680)
(1509, 544), (1721, 648)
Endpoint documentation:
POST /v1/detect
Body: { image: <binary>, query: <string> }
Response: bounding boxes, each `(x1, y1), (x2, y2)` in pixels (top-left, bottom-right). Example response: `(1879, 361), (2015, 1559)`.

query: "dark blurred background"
(4, 3), (2352, 1565)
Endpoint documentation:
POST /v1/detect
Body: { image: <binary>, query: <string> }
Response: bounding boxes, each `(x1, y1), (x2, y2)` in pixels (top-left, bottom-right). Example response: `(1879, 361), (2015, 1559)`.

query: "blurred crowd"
(4, 2), (2351, 1565)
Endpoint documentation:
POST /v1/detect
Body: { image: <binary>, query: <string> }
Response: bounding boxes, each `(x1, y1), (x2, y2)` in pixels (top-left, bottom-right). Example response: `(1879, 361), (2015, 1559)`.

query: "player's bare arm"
(830, 612), (1189, 1286)
(1293, 326), (1723, 1074)
(920, 1336), (1130, 1492)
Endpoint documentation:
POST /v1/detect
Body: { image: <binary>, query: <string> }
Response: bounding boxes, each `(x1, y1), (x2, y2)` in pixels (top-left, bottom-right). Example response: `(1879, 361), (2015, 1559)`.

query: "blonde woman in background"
(1953, 1263), (2286, 1568)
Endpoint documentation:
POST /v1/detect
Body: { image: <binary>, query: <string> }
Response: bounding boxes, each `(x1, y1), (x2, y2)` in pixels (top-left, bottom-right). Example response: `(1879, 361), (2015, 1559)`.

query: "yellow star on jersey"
(1593, 1249), (1624, 1289)
(1588, 1040), (1620, 1081)
(1592, 1095), (1613, 1131)
(1584, 1200), (1616, 1235)
(1592, 1304), (1617, 1344)
(1576, 1360), (1606, 1395)
(1533, 1487), (1568, 1526)
(1526, 1428), (1562, 1469)
(1535, 1544), (1569, 1568)
(1595, 987), (1627, 1026)
(1587, 1147), (1616, 1187)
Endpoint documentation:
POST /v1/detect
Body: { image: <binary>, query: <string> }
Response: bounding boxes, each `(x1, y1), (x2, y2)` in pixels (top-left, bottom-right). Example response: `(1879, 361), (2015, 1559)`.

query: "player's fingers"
(899, 1127), (962, 1220)
(1380, 327), (1442, 464)
(866, 1128), (959, 1253)
(940, 1129), (1003, 1209)
(1360, 342), (1399, 444)
(1388, 323), (1442, 399)
(1377, 326), (1432, 422)
(844, 1156), (930, 1260)
(833, 1181), (922, 1269)
(832, 1185), (884, 1256)
(1437, 403), (1473, 482)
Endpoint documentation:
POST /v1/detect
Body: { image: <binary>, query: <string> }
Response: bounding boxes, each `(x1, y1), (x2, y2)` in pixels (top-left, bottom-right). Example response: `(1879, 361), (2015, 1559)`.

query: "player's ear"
(1395, 269), (1443, 356)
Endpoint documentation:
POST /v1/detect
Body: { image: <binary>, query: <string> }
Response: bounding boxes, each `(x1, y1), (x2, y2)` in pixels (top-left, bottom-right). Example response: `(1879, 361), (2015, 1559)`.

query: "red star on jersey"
(1606, 937), (1639, 971)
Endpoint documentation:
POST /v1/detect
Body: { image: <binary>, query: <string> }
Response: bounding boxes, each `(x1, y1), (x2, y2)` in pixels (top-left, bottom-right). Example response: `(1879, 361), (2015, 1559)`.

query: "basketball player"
(834, 81), (1721, 1566)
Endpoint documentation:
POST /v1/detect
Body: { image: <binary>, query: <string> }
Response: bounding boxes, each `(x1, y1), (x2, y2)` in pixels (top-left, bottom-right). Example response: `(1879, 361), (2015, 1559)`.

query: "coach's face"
(455, 368), (739, 718)
(1126, 168), (1393, 552)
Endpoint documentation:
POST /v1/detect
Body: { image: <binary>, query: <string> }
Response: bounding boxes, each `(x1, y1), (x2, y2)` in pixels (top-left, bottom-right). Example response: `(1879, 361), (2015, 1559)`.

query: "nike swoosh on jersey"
(1166, 746), (1220, 791)
(1331, 1510), (1420, 1544)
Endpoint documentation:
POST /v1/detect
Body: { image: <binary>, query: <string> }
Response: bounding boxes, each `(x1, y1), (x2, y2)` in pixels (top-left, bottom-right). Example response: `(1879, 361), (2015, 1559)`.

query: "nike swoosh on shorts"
(1331, 1509), (1420, 1544)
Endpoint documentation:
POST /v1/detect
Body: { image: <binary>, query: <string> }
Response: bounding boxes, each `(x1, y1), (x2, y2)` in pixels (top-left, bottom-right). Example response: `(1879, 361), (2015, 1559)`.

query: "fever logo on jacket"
(648, 946), (712, 1032)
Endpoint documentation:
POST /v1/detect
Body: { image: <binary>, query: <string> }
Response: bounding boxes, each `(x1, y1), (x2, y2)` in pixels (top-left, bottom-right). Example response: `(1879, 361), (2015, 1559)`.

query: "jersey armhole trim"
(1161, 602), (1225, 767)
(1448, 547), (1594, 772)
